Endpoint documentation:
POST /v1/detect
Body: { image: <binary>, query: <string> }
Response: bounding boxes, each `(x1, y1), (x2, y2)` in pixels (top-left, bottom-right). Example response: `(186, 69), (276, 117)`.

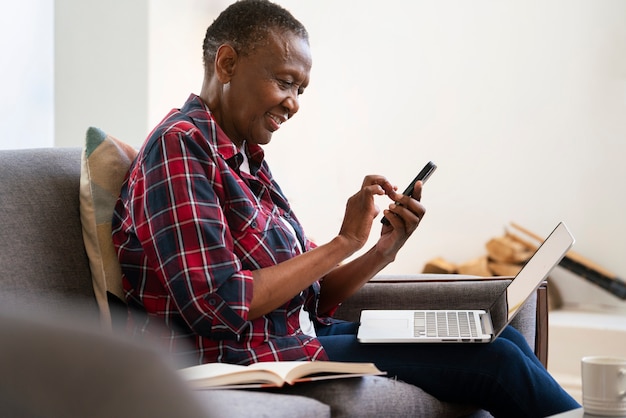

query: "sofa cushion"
(193, 390), (331, 418)
(268, 375), (481, 417)
(0, 148), (97, 317)
(79, 127), (137, 327)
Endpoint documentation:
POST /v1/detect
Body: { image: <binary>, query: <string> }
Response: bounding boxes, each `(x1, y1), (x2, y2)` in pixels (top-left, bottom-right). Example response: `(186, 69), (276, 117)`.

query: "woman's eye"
(277, 78), (303, 95)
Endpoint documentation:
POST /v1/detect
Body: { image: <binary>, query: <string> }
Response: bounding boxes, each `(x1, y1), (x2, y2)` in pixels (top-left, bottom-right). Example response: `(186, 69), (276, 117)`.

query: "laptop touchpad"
(365, 319), (409, 329)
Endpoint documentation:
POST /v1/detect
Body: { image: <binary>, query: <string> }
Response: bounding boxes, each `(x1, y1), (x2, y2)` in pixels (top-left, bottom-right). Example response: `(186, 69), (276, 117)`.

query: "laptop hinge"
(480, 312), (494, 335)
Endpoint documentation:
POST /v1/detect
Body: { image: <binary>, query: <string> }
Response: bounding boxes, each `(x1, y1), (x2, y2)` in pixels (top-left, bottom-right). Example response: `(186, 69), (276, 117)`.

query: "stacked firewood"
(422, 223), (564, 309)
(422, 232), (534, 277)
(423, 222), (626, 308)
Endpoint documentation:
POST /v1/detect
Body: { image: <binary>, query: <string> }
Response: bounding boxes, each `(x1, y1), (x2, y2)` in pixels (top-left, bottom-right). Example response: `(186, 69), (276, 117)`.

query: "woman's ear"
(214, 44), (238, 84)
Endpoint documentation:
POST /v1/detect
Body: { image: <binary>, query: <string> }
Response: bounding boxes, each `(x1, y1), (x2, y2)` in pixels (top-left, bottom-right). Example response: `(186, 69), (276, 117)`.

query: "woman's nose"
(282, 91), (300, 118)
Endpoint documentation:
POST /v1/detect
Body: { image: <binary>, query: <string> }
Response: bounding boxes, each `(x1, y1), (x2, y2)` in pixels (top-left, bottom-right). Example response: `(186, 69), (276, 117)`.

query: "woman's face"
(218, 30), (312, 147)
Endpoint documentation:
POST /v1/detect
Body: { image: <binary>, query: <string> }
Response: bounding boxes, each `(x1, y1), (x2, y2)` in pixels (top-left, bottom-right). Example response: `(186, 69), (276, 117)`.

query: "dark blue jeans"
(317, 321), (579, 418)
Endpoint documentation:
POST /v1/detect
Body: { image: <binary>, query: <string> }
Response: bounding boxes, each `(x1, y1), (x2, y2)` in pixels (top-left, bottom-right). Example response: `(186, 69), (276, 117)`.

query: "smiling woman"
(109, 2), (580, 416)
(200, 29), (312, 147)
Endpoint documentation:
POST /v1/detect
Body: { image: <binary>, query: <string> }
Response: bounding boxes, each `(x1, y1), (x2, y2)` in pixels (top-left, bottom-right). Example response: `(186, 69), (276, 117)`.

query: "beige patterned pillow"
(79, 127), (137, 328)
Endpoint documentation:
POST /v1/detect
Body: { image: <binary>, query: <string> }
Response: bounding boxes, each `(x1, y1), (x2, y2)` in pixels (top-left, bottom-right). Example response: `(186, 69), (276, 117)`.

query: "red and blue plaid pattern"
(113, 95), (333, 365)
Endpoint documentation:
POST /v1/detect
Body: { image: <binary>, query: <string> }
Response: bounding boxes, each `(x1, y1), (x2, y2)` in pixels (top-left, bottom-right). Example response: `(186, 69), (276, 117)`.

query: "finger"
(391, 180), (423, 202)
(385, 200), (425, 229)
(362, 175), (393, 193)
(364, 184), (386, 197)
(381, 207), (405, 230)
(382, 206), (418, 233)
(412, 180), (423, 201)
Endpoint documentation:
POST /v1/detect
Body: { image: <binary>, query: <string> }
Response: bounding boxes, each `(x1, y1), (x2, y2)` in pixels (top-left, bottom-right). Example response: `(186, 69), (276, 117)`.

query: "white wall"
(268, 1), (626, 284)
(54, 0), (149, 147)
(147, 0), (231, 128)
(0, 0), (54, 149)
(41, 1), (626, 293)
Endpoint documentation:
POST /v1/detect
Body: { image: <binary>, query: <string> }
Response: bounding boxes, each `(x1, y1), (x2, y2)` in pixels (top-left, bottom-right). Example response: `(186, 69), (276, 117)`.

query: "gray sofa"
(0, 147), (548, 417)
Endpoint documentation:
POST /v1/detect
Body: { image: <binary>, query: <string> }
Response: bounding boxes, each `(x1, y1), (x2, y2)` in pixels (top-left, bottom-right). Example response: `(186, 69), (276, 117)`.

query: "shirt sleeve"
(131, 128), (253, 339)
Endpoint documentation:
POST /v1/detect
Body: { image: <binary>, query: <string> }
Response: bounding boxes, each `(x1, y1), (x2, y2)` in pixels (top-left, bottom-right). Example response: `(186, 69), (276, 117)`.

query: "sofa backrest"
(0, 148), (98, 319)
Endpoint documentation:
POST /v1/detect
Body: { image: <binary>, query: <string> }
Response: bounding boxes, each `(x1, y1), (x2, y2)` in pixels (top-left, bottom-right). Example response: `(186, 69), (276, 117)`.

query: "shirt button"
(251, 221), (258, 229)
(208, 298), (217, 306)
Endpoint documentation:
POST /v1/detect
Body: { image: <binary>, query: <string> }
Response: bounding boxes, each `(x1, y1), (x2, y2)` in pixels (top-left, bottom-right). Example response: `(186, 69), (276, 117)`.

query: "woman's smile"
(266, 112), (287, 132)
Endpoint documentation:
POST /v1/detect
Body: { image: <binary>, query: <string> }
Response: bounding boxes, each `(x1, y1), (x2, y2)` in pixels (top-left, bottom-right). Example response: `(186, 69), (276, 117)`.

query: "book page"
(179, 360), (384, 389)
(247, 361), (383, 384)
(179, 362), (282, 388)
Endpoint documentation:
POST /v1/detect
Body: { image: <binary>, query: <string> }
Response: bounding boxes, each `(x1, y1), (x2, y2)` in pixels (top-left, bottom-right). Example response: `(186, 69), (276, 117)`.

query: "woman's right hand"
(337, 175), (392, 251)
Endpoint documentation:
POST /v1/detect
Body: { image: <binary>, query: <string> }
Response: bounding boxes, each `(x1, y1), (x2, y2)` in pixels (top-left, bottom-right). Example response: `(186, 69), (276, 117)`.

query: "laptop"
(357, 222), (574, 344)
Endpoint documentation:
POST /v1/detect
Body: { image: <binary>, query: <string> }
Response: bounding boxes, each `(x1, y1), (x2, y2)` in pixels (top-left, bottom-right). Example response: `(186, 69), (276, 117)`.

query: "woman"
(112, 1), (579, 416)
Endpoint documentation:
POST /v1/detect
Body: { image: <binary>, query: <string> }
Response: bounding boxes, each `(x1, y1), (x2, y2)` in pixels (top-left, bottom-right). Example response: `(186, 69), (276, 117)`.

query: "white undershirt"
(238, 145), (316, 337)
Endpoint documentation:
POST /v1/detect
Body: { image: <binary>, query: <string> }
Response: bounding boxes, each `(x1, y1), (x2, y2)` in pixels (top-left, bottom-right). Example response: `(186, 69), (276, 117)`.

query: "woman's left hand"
(376, 180), (426, 258)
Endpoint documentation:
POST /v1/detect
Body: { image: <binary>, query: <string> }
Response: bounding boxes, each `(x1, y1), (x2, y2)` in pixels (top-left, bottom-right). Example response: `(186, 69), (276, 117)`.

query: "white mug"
(581, 356), (626, 416)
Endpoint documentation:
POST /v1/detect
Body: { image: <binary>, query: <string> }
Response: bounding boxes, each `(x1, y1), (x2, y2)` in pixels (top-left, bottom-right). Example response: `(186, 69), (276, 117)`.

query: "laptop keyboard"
(414, 311), (479, 338)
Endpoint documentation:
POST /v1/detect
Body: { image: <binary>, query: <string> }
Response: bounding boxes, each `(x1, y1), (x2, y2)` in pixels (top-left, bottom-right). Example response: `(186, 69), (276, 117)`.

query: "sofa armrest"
(333, 274), (548, 368)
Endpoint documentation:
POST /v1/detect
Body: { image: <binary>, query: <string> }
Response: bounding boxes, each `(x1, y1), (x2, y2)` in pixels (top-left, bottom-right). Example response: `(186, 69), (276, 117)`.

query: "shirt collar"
(184, 94), (266, 174)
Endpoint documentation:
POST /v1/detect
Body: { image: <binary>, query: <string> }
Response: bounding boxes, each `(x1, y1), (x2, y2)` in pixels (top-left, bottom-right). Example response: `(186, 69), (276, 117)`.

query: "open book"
(179, 360), (385, 389)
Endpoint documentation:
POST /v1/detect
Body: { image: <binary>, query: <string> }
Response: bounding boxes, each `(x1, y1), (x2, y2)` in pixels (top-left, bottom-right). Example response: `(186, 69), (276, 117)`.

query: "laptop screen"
(489, 222), (574, 337)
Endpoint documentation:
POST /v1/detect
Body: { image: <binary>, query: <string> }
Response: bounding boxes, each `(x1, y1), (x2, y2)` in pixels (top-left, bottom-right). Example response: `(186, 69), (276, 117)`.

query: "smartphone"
(381, 161), (437, 225)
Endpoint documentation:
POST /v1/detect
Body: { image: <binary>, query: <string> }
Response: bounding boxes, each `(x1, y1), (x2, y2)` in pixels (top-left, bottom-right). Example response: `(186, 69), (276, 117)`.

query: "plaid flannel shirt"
(112, 94), (335, 365)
